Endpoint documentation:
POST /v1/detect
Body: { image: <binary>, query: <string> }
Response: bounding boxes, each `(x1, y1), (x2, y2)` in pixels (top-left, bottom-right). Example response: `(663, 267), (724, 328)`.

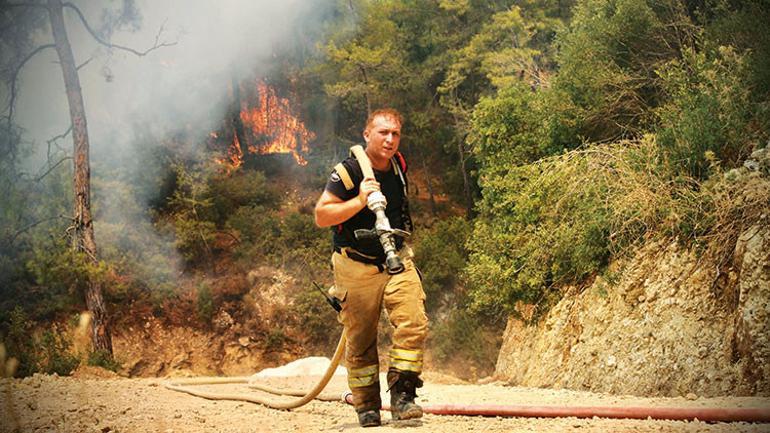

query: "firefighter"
(314, 108), (428, 427)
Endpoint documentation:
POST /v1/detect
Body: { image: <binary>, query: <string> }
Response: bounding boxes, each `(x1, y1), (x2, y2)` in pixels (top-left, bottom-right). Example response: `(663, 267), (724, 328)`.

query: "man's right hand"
(357, 177), (380, 208)
(314, 177), (380, 228)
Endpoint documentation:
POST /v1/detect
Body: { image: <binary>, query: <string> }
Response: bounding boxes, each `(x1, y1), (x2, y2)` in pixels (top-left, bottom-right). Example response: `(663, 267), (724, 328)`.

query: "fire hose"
(164, 145), (770, 423)
(163, 330), (770, 423)
(164, 331), (347, 409)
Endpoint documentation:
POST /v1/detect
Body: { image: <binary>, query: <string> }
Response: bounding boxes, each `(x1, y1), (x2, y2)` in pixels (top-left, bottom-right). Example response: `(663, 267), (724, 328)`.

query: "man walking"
(314, 108), (428, 427)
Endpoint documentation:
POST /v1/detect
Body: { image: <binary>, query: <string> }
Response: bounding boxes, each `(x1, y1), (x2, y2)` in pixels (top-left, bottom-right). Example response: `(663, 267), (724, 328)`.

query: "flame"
(239, 81), (314, 165)
(214, 130), (243, 173)
(216, 80), (314, 171)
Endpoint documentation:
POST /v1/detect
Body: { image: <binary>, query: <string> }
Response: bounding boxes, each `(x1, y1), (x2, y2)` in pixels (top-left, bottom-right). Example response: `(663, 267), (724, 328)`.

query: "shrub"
(173, 216), (216, 264)
(467, 139), (677, 317)
(466, 136), (770, 318)
(413, 216), (472, 313)
(655, 46), (755, 178)
(87, 349), (121, 372)
(289, 285), (339, 350)
(23, 237), (91, 318)
(2, 307), (39, 377)
(209, 170), (280, 224)
(265, 329), (289, 351)
(554, 0), (690, 141)
(39, 327), (79, 375)
(196, 282), (215, 324)
(1, 307), (83, 377)
(428, 309), (500, 377)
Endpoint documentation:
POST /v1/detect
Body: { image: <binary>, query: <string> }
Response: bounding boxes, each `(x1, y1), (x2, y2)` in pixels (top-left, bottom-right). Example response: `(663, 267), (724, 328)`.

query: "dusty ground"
(2, 370), (769, 433)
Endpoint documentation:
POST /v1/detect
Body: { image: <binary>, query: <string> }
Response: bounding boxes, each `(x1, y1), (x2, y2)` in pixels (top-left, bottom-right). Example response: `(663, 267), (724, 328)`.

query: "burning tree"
(1, 0), (174, 356)
(216, 79), (315, 172)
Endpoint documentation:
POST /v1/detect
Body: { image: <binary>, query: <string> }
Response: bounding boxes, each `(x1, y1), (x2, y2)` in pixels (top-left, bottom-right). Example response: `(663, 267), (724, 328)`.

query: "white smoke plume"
(15, 0), (320, 161)
(9, 0), (327, 284)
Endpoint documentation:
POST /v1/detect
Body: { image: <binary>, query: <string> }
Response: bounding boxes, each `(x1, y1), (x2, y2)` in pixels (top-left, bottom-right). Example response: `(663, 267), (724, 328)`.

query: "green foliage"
(3, 307), (39, 377)
(554, 0), (690, 141)
(469, 82), (579, 167)
(173, 215), (216, 264)
(655, 46), (754, 178)
(229, 204), (327, 272)
(87, 349), (121, 372)
(93, 178), (178, 305)
(414, 217), (472, 313)
(39, 328), (79, 375)
(440, 6), (541, 94)
(209, 170), (279, 224)
(467, 135), (770, 317)
(467, 147), (614, 317)
(1, 307), (81, 377)
(463, 0), (769, 321)
(289, 286), (339, 349)
(702, 0), (770, 97)
(196, 282), (215, 324)
(265, 329), (289, 351)
(428, 309), (500, 375)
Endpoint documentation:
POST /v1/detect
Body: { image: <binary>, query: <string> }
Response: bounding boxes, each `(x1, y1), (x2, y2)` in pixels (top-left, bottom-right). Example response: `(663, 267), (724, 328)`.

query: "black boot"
(357, 409), (381, 427)
(387, 369), (423, 420)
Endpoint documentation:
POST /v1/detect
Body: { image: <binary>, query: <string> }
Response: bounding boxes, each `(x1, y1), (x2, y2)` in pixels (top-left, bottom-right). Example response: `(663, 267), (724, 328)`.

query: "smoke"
(9, 0), (328, 284)
(16, 0), (321, 162)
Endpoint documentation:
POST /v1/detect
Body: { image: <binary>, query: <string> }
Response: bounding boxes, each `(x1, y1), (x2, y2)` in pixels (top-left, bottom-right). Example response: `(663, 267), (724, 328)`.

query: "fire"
(216, 132), (243, 171)
(216, 80), (314, 170)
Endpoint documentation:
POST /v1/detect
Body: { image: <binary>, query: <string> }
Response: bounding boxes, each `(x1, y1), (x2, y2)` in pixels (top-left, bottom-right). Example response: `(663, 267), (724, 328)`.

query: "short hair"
(364, 108), (403, 132)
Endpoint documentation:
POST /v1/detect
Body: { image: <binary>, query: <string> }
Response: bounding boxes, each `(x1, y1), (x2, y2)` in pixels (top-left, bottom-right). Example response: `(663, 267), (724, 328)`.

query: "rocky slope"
(495, 224), (769, 397)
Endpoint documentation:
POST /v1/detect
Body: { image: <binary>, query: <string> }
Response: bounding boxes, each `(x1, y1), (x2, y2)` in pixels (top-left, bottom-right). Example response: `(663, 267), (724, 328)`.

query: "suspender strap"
(334, 162), (355, 190)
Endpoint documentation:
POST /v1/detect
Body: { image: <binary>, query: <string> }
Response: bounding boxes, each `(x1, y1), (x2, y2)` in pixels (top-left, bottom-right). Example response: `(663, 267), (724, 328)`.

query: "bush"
(655, 46), (755, 178)
(428, 309), (500, 377)
(1, 307), (82, 377)
(466, 136), (770, 318)
(93, 178), (179, 308)
(289, 285), (339, 350)
(469, 82), (579, 168)
(2, 307), (40, 377)
(87, 349), (121, 372)
(554, 0), (690, 141)
(209, 170), (280, 224)
(173, 216), (216, 264)
(196, 282), (215, 324)
(413, 216), (472, 313)
(39, 328), (80, 375)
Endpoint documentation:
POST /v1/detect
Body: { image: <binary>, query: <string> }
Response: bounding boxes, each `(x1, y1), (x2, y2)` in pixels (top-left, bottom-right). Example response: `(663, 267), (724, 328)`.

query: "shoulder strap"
(391, 154), (408, 195)
(333, 162), (355, 190)
(394, 152), (407, 174)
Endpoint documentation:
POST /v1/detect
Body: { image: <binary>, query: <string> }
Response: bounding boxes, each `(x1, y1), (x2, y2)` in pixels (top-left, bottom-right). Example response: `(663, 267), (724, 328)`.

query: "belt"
(334, 246), (386, 272)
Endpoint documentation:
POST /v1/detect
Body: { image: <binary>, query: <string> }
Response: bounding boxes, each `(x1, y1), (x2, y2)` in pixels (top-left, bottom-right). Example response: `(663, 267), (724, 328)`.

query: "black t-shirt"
(324, 156), (409, 259)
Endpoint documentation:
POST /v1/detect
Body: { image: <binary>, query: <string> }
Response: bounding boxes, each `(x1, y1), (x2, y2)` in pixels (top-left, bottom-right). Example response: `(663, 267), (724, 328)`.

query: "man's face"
(363, 115), (401, 164)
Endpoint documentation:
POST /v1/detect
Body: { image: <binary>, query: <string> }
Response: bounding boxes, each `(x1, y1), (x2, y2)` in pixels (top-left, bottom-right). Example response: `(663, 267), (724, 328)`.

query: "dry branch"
(63, 2), (177, 57)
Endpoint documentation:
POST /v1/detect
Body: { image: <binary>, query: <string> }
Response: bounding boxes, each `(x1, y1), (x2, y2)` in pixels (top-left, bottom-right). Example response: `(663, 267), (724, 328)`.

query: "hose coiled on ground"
(164, 331), (346, 409)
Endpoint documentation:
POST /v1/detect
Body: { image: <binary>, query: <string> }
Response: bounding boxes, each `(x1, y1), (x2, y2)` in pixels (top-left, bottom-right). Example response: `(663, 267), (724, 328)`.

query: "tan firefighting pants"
(330, 245), (428, 413)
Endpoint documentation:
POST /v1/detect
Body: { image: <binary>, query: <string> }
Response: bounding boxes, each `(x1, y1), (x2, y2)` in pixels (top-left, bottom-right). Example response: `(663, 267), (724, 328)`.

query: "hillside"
(496, 223), (769, 397)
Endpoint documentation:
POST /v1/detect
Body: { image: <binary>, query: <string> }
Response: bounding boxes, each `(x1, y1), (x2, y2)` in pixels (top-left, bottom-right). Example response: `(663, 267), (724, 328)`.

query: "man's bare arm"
(314, 178), (380, 227)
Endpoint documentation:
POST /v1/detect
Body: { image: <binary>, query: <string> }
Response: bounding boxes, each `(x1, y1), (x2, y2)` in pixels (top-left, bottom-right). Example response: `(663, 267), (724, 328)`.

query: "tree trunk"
(230, 75), (248, 148)
(457, 139), (474, 217)
(48, 0), (113, 354)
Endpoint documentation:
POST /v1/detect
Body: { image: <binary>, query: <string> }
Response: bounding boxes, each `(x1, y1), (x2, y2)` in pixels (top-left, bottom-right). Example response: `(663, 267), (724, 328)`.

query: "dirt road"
(2, 370), (768, 433)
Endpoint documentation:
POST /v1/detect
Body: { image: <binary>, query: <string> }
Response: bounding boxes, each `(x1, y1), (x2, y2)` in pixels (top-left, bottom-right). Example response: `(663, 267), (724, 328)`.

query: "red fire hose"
(343, 392), (770, 423)
(165, 330), (770, 424)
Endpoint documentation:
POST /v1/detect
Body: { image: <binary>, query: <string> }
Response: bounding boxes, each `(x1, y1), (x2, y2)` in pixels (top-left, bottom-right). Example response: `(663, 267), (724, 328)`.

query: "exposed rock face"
(495, 225), (769, 397)
(733, 225), (770, 393)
